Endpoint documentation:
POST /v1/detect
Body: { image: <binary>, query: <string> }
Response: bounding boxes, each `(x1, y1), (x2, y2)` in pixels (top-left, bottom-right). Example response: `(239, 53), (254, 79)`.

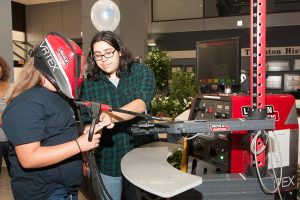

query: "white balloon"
(91, 0), (120, 32)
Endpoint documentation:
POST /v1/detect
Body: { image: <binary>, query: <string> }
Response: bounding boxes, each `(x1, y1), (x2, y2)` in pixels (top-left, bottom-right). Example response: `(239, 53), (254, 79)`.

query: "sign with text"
(241, 46), (300, 56)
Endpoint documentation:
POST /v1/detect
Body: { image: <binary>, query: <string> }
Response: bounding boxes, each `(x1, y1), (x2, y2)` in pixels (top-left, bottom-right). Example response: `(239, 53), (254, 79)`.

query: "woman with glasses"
(79, 31), (157, 200)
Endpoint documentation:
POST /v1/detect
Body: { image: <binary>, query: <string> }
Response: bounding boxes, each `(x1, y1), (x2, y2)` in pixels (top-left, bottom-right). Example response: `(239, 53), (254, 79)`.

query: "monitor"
(196, 37), (241, 93)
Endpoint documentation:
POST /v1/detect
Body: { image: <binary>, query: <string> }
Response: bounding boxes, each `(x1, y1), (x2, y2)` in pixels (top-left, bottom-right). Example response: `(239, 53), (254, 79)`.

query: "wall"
(148, 11), (300, 94)
(25, 1), (300, 60)
(0, 0), (14, 82)
(12, 1), (26, 32)
(148, 5), (300, 55)
(18, 0), (300, 90)
(119, 0), (148, 59)
(21, 0), (150, 63)
(81, 0), (149, 59)
(148, 4), (300, 53)
(11, 2), (26, 81)
(0, 2), (13, 166)
(25, 0), (82, 45)
(81, 0), (99, 56)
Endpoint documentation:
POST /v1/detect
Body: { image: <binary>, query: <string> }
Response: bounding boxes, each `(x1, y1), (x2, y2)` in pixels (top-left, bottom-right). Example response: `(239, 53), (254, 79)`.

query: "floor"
(0, 167), (88, 200)
(0, 167), (13, 200)
(0, 166), (161, 200)
(0, 164), (300, 200)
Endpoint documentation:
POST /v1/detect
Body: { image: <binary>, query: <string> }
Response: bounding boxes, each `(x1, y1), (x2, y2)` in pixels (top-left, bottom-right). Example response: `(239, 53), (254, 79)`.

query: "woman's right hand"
(76, 113), (114, 152)
(76, 122), (105, 152)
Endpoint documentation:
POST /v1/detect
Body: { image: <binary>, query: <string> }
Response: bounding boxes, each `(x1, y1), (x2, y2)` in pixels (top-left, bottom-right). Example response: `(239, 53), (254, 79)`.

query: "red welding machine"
(188, 93), (298, 193)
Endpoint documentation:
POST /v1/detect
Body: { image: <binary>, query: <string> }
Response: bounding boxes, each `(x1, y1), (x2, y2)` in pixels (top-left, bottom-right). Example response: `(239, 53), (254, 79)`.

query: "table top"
(121, 141), (202, 198)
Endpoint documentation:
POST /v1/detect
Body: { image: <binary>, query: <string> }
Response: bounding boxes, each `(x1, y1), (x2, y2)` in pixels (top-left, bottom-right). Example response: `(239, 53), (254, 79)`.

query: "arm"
(105, 64), (156, 123)
(108, 99), (146, 123)
(15, 122), (107, 169)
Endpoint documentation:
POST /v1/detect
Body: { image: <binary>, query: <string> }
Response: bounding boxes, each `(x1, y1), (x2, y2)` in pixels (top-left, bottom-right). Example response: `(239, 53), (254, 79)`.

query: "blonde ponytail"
(7, 58), (42, 103)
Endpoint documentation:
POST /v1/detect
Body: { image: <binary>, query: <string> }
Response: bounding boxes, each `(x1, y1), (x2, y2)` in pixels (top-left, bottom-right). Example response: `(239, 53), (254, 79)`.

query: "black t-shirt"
(2, 86), (82, 200)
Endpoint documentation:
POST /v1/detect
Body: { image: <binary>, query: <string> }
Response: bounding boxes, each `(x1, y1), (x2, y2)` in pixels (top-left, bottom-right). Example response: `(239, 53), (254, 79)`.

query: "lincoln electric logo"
(209, 124), (229, 132)
(39, 41), (59, 72)
(241, 105), (280, 121)
(57, 47), (69, 68)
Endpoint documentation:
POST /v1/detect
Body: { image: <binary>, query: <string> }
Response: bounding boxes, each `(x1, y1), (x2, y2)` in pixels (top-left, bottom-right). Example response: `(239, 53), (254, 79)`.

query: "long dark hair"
(86, 31), (134, 81)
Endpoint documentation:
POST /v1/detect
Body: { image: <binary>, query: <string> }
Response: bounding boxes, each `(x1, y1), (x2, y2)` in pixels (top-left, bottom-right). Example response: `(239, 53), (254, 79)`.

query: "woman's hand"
(99, 111), (114, 129)
(76, 116), (114, 152)
(76, 124), (102, 152)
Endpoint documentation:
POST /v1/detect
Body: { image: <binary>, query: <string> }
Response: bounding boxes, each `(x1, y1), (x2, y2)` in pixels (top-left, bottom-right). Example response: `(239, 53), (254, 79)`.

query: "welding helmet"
(31, 32), (84, 99)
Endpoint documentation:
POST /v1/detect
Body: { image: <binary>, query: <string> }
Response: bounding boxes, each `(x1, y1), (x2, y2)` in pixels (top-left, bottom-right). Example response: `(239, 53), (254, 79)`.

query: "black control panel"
(188, 94), (232, 174)
(189, 94), (232, 120)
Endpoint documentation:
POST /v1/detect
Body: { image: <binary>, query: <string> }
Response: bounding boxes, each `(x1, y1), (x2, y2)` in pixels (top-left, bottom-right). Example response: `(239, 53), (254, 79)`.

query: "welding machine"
(187, 93), (299, 198)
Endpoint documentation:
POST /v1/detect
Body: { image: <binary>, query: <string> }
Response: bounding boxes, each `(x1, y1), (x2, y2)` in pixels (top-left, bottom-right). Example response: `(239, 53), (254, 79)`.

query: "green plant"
(151, 71), (199, 119)
(151, 95), (170, 117)
(145, 46), (171, 94)
(169, 71), (199, 105)
(145, 47), (199, 119)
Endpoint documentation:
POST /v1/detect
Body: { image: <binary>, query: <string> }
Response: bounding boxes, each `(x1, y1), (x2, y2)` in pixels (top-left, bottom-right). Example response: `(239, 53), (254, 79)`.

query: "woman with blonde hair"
(2, 32), (113, 200)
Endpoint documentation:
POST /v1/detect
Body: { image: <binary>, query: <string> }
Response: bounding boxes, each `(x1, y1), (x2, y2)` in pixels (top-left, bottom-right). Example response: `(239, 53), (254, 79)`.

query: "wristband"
(75, 139), (82, 153)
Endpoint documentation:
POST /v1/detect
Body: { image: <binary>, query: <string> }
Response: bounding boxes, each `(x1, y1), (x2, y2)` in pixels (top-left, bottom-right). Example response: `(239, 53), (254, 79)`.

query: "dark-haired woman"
(79, 31), (156, 200)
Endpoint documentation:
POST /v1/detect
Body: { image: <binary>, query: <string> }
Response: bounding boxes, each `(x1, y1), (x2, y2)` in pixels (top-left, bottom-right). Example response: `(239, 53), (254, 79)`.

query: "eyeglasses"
(93, 49), (116, 61)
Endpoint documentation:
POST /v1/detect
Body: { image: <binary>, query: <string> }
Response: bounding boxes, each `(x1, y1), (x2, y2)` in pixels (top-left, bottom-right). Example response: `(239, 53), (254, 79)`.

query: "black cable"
(88, 151), (113, 200)
(113, 107), (162, 121)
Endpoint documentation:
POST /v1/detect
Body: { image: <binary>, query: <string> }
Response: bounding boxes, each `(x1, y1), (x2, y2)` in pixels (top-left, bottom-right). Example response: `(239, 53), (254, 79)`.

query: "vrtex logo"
(39, 40), (59, 72)
(241, 105), (280, 121)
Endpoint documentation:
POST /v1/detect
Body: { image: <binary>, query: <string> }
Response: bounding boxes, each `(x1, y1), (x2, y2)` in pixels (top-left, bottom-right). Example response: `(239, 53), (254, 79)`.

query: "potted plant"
(145, 47), (199, 119)
(145, 46), (171, 94)
(151, 71), (199, 119)
(166, 71), (199, 118)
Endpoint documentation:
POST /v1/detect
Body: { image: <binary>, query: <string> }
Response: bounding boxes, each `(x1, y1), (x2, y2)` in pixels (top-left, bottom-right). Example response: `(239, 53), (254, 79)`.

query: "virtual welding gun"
(75, 99), (275, 141)
(75, 100), (162, 141)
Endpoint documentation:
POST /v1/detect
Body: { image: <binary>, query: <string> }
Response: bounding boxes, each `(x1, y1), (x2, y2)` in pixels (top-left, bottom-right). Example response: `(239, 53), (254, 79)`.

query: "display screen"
(266, 75), (282, 89)
(196, 37), (241, 92)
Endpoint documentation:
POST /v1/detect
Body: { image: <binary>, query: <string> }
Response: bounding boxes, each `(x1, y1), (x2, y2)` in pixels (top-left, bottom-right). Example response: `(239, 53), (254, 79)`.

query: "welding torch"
(75, 100), (162, 141)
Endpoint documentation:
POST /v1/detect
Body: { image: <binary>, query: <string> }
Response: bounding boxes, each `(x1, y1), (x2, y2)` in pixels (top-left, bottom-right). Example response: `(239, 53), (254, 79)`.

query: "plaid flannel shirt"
(79, 63), (156, 176)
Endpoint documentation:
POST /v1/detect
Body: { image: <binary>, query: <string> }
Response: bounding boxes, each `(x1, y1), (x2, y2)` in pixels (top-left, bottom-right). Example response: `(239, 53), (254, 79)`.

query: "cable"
(88, 151), (113, 200)
(250, 130), (267, 155)
(250, 130), (283, 199)
(186, 132), (202, 140)
(253, 131), (281, 194)
(187, 129), (284, 199)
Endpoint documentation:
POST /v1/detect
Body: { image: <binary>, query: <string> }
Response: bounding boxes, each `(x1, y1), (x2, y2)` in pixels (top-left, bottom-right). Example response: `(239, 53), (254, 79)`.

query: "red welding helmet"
(32, 32), (84, 99)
